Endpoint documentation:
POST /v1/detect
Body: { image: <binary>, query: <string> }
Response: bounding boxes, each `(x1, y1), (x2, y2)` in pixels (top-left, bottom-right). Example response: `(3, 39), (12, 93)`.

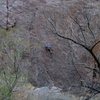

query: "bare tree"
(0, 41), (21, 100)
(43, 5), (100, 99)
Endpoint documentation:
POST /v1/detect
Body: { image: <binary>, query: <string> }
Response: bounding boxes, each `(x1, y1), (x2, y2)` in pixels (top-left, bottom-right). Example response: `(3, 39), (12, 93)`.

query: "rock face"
(29, 29), (83, 92)
(0, 0), (99, 96)
(28, 87), (81, 100)
(27, 87), (100, 100)
(13, 85), (100, 100)
(27, 0), (100, 93)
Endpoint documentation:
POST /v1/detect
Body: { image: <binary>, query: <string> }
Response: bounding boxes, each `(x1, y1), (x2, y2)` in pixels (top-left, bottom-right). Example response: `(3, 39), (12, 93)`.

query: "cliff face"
(26, 0), (100, 94)
(0, 0), (100, 95)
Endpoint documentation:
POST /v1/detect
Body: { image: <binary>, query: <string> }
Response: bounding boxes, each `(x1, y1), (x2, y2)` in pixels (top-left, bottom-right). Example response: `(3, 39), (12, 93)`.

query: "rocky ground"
(12, 85), (100, 100)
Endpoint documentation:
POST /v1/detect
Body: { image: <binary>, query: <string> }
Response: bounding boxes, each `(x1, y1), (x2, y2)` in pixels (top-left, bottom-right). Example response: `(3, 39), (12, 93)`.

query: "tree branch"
(85, 66), (100, 74)
(83, 85), (100, 93)
(55, 32), (90, 51)
(85, 14), (95, 39)
(54, 32), (100, 70)
(91, 41), (100, 51)
(70, 16), (86, 44)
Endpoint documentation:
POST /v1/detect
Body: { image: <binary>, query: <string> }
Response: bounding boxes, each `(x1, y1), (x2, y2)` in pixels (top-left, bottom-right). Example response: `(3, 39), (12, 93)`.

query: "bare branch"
(91, 41), (100, 51)
(85, 14), (95, 39)
(83, 85), (100, 93)
(54, 32), (90, 51)
(70, 16), (87, 44)
(68, 42), (82, 79)
(54, 32), (100, 70)
(85, 66), (100, 74)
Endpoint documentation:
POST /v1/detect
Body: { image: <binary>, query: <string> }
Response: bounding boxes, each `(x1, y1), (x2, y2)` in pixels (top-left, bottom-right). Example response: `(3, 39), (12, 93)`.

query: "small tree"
(44, 4), (100, 99)
(0, 41), (21, 100)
